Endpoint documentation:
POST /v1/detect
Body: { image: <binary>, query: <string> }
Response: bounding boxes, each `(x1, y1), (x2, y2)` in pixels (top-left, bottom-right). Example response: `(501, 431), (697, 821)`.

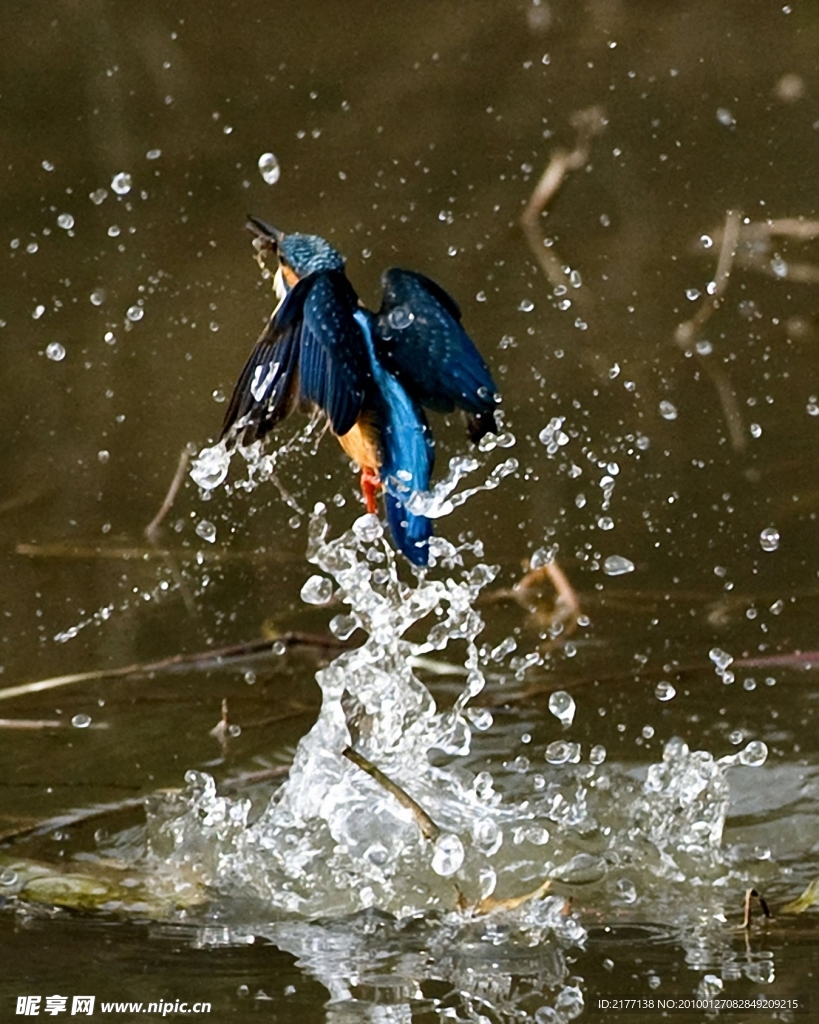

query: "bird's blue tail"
(354, 311), (434, 566)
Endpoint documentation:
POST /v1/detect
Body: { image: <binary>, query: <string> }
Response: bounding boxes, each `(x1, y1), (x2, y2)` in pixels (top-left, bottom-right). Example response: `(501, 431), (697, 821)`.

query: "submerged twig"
(342, 746), (440, 841)
(675, 209), (746, 452)
(742, 887), (772, 929)
(0, 631), (353, 704)
(145, 449), (190, 544)
(521, 107), (608, 375)
(475, 877), (552, 915)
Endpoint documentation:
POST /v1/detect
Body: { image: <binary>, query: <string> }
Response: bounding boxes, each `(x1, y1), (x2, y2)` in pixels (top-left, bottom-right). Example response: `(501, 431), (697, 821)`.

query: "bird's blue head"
(246, 216), (344, 281)
(279, 232), (345, 278)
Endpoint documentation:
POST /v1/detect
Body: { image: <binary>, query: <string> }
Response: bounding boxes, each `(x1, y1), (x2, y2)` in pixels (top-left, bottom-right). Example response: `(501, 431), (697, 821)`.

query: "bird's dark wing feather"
(375, 269), (499, 440)
(298, 271), (372, 437)
(220, 279), (310, 444)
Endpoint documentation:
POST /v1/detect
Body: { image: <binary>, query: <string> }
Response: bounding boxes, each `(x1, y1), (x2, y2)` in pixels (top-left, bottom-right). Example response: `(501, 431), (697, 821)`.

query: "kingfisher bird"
(220, 217), (500, 566)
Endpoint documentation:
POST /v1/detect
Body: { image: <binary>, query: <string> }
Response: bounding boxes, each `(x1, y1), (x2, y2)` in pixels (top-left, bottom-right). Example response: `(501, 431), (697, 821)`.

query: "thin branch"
(145, 449), (190, 544)
(0, 631), (353, 705)
(675, 209), (746, 452)
(342, 746), (440, 841)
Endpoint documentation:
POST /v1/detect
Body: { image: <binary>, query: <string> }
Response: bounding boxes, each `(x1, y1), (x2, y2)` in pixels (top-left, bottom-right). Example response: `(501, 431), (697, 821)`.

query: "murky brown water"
(2, 0), (819, 1019)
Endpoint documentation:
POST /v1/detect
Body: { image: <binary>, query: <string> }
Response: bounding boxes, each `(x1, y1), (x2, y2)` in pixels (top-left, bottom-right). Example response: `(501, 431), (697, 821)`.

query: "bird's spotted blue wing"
(375, 268), (500, 441)
(220, 279), (309, 444)
(298, 271), (372, 436)
(355, 311), (433, 566)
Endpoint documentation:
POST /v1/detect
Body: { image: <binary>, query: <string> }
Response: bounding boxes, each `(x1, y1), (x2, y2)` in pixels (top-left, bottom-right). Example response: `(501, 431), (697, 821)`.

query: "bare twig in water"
(675, 209), (746, 452)
(485, 559), (581, 649)
(145, 448), (198, 614)
(705, 216), (819, 283)
(742, 887), (772, 929)
(209, 698), (231, 753)
(0, 631), (353, 704)
(342, 746), (440, 841)
(0, 718), (67, 730)
(521, 106), (607, 290)
(0, 764), (291, 845)
(521, 107), (608, 375)
(475, 877), (552, 915)
(145, 449), (190, 544)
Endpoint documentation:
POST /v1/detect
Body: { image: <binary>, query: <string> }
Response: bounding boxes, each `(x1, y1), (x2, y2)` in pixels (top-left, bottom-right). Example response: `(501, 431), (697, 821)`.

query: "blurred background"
(2, 0), (819, 1015)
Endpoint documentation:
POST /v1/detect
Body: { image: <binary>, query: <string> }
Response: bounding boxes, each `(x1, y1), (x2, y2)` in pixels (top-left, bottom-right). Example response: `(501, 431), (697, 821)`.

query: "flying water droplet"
(111, 172), (132, 195)
(89, 188), (108, 205)
(126, 305), (144, 322)
(300, 574), (334, 605)
(431, 833), (464, 876)
(57, 213), (74, 230)
(195, 520), (217, 544)
(655, 681), (676, 701)
(738, 740), (767, 767)
(90, 288), (106, 306)
(659, 400), (678, 420)
(71, 713), (92, 729)
(518, 298), (535, 313)
(759, 527), (779, 552)
(548, 690), (575, 726)
(603, 555), (634, 576)
(190, 443), (231, 491)
(258, 152), (281, 185)
(46, 342), (66, 362)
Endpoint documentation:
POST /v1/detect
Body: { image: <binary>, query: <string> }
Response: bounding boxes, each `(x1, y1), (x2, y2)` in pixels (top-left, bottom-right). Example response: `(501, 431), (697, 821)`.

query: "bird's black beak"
(246, 216), (284, 254)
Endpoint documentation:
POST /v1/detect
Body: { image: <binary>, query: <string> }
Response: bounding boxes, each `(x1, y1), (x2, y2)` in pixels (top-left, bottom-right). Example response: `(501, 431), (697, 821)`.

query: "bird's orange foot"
(360, 467), (381, 514)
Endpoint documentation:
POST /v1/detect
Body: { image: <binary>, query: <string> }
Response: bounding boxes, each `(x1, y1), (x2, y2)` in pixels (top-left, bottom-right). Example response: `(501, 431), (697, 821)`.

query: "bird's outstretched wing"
(221, 270), (372, 444)
(220, 278), (307, 444)
(298, 271), (372, 436)
(375, 268), (500, 441)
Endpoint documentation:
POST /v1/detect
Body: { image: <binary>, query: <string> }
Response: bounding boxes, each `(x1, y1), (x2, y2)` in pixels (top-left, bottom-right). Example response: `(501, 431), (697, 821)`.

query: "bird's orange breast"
(337, 414), (381, 471)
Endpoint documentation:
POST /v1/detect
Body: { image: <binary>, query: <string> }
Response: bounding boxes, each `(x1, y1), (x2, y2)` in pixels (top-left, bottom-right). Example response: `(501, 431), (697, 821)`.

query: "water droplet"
(42, 160), (55, 172)
(126, 304), (144, 322)
(589, 744), (606, 765)
(759, 527), (779, 552)
(352, 514), (383, 544)
(0, 868), (18, 887)
(548, 690), (575, 726)
(659, 400), (678, 420)
(738, 740), (767, 767)
(195, 520), (217, 544)
(108, 225), (121, 237)
(111, 172), (132, 195)
(614, 878), (637, 903)
(300, 574), (334, 605)
(655, 681), (676, 701)
(258, 152), (281, 185)
(387, 304), (415, 330)
(57, 213), (74, 230)
(71, 713), (92, 728)
(32, 304), (46, 320)
(603, 555), (634, 576)
(597, 516), (614, 531)
(685, 288), (701, 301)
(146, 148), (162, 160)
(695, 339), (712, 355)
(545, 739), (580, 764)
(716, 107), (736, 127)
(431, 833), (464, 876)
(46, 342), (66, 362)
(700, 234), (713, 248)
(709, 647), (733, 670)
(90, 288), (106, 306)
(97, 450), (110, 464)
(190, 443), (231, 490)
(89, 188), (108, 205)
(518, 298), (535, 313)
